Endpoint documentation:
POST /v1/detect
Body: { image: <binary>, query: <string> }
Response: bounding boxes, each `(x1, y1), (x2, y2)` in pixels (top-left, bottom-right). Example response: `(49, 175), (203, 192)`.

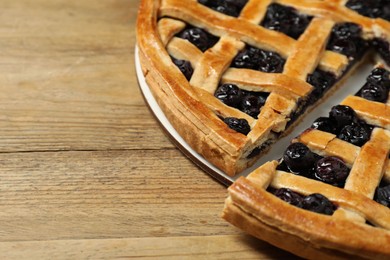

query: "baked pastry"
(137, 0), (390, 176)
(222, 65), (390, 259)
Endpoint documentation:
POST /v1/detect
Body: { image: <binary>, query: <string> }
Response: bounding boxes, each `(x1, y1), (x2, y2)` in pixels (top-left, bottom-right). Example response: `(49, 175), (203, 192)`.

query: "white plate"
(135, 46), (374, 185)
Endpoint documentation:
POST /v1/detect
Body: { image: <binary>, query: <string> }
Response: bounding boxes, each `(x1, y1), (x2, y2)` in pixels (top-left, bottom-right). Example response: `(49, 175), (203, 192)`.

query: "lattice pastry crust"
(137, 0), (390, 176)
(223, 64), (390, 258)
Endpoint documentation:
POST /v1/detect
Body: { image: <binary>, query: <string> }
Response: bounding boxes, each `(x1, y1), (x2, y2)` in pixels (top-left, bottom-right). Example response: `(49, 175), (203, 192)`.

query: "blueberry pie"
(222, 65), (390, 259)
(137, 0), (390, 176)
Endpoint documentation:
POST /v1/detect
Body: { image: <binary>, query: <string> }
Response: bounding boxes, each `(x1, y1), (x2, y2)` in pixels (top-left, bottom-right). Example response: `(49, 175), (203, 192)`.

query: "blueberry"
(261, 3), (311, 39)
(257, 49), (285, 73)
(302, 193), (336, 215)
(198, 0), (248, 17)
(223, 117), (251, 135)
(283, 142), (317, 174)
(326, 23), (367, 58)
(307, 69), (337, 98)
(178, 27), (218, 52)
(332, 23), (362, 39)
(172, 57), (193, 80)
(329, 38), (358, 57)
(314, 157), (350, 186)
(214, 84), (242, 108)
(240, 92), (267, 118)
(232, 47), (262, 70)
(311, 117), (338, 134)
(346, 0), (390, 21)
(375, 185), (390, 207)
(232, 47), (285, 73)
(372, 39), (390, 66)
(338, 124), (371, 146)
(212, 3), (239, 17)
(225, 0), (248, 9)
(366, 68), (390, 89)
(273, 188), (304, 207)
(358, 82), (388, 103)
(329, 105), (357, 131)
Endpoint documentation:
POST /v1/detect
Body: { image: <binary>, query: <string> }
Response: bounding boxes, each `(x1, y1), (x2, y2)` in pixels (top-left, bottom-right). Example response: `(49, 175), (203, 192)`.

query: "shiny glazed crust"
(138, 0), (390, 258)
(223, 65), (390, 259)
(137, 0), (252, 176)
(137, 0), (390, 176)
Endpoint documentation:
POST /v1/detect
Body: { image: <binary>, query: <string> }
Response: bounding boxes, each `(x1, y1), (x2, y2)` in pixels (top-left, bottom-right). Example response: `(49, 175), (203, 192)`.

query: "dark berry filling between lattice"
(197, 0), (249, 17)
(277, 142), (351, 188)
(375, 180), (390, 208)
(356, 67), (390, 103)
(176, 26), (219, 52)
(346, 0), (390, 21)
(214, 83), (270, 119)
(326, 22), (369, 60)
(171, 56), (194, 80)
(231, 45), (285, 73)
(261, 3), (312, 40)
(268, 187), (337, 215)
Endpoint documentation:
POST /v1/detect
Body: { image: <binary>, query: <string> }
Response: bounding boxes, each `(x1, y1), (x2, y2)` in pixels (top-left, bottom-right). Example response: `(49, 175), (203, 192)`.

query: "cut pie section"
(222, 65), (390, 259)
(137, 0), (390, 176)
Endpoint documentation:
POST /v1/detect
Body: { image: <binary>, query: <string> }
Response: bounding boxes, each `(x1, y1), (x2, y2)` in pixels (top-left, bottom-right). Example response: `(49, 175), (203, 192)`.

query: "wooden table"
(0, 1), (298, 258)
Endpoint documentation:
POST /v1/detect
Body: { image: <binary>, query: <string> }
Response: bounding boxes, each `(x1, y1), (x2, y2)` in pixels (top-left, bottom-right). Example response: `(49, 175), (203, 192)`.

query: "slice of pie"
(222, 64), (390, 259)
(137, 0), (390, 176)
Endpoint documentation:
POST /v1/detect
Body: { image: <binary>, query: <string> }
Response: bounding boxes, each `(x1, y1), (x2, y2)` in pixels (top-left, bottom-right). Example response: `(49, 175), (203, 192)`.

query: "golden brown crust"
(138, 0), (251, 176)
(139, 0), (390, 258)
(223, 75), (390, 258)
(224, 173), (390, 259)
(137, 0), (384, 175)
(138, 0), (390, 177)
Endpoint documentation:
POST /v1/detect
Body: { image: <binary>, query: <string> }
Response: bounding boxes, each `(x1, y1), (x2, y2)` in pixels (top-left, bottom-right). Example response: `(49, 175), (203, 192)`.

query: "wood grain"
(0, 235), (298, 260)
(0, 0), (297, 258)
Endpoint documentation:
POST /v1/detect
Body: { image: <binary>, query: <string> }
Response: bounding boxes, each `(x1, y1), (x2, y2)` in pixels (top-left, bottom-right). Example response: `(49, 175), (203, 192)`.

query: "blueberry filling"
(310, 105), (373, 147)
(338, 124), (372, 146)
(271, 188), (336, 215)
(214, 83), (269, 118)
(301, 193), (336, 215)
(357, 67), (390, 103)
(177, 27), (219, 52)
(357, 83), (388, 103)
(366, 68), (390, 89)
(346, 0), (390, 21)
(307, 69), (337, 99)
(231, 45), (285, 73)
(329, 105), (359, 132)
(261, 3), (312, 39)
(198, 0), (248, 17)
(279, 143), (351, 187)
(326, 23), (368, 60)
(372, 39), (390, 66)
(223, 117), (251, 135)
(314, 156), (350, 187)
(309, 68), (389, 146)
(374, 184), (390, 207)
(240, 91), (268, 118)
(273, 188), (304, 208)
(311, 117), (338, 134)
(282, 142), (319, 176)
(171, 57), (194, 80)
(214, 83), (243, 108)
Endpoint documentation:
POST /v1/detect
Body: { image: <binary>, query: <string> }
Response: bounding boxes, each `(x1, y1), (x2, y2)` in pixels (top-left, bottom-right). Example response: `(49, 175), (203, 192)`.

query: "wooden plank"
(0, 104), (173, 152)
(0, 0), (297, 258)
(0, 149), (237, 241)
(0, 235), (298, 259)
(0, 0), (171, 152)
